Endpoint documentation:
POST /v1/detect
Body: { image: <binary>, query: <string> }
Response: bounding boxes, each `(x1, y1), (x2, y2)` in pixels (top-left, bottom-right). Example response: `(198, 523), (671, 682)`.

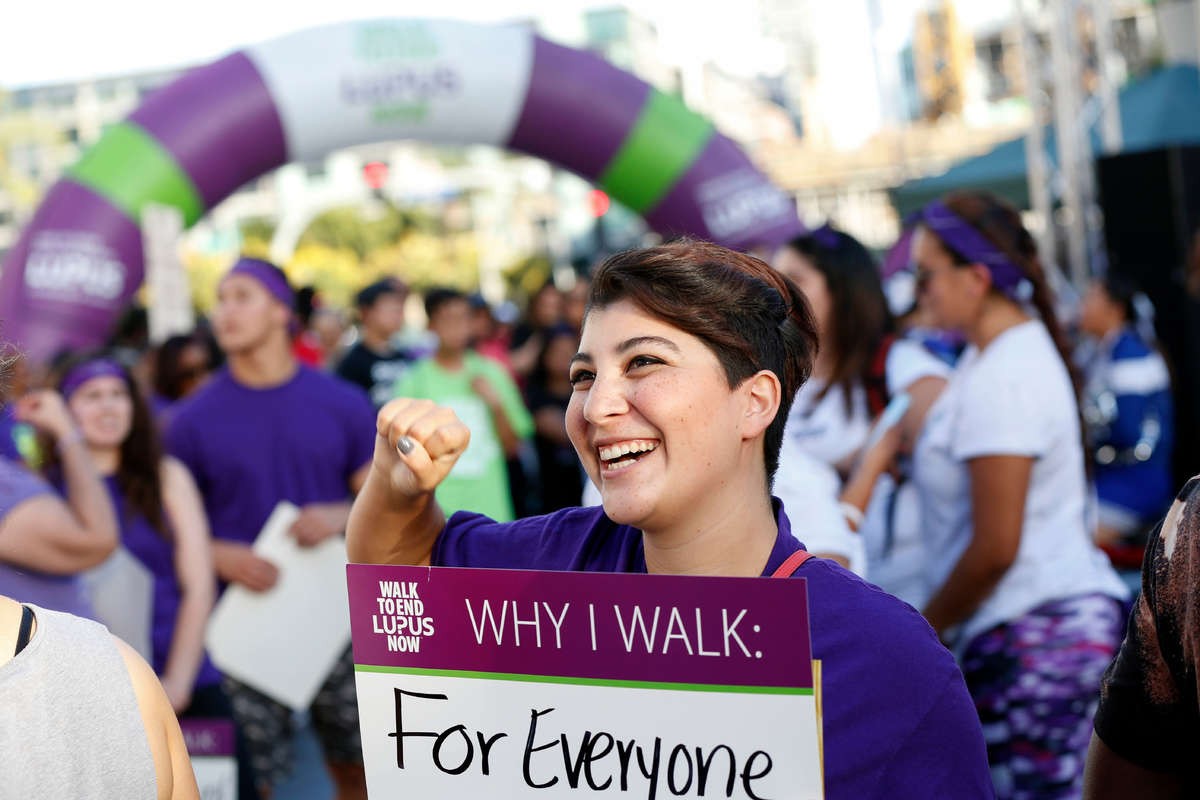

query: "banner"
(246, 19), (533, 160)
(348, 564), (824, 799)
(0, 18), (802, 363)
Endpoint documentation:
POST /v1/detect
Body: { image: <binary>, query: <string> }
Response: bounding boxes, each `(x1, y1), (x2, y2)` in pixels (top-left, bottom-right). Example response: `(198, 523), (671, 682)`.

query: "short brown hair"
(587, 240), (817, 488)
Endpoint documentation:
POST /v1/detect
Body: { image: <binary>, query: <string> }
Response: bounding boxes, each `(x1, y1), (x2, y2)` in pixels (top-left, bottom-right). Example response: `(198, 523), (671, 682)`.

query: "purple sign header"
(347, 564), (813, 690)
(180, 719), (236, 757)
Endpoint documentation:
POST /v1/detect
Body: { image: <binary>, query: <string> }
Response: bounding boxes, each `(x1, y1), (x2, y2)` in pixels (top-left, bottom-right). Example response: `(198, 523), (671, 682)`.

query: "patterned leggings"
(961, 593), (1125, 800)
(223, 646), (363, 791)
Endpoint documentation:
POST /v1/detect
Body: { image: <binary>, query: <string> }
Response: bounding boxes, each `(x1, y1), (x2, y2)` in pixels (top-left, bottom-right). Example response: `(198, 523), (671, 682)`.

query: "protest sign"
(348, 564), (823, 799)
(181, 719), (236, 800)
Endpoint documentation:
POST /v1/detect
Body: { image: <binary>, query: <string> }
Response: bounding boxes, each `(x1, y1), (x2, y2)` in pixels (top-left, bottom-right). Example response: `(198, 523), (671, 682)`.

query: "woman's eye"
(569, 370), (594, 387)
(628, 355), (662, 370)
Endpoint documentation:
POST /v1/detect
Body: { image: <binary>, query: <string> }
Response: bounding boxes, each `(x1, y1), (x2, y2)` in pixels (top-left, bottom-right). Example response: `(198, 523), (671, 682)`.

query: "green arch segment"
(599, 89), (715, 214)
(67, 121), (205, 226)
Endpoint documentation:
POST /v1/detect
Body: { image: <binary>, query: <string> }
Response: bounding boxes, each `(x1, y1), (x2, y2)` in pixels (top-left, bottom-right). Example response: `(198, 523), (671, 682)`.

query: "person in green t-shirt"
(393, 288), (534, 521)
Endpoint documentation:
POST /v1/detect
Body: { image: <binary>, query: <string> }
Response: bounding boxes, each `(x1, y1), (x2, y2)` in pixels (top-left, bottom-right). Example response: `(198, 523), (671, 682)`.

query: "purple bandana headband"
(224, 257), (295, 310)
(810, 223), (841, 249)
(883, 227), (916, 279)
(919, 201), (1031, 301)
(61, 358), (126, 399)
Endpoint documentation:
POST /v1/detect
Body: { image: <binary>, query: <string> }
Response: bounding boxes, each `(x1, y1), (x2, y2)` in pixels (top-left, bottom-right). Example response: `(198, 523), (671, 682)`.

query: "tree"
(0, 93), (68, 225)
(184, 203), (483, 312)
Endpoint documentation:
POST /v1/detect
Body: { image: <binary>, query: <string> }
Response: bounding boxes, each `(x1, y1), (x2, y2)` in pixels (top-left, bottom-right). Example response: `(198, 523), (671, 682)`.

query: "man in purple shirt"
(348, 241), (993, 799)
(167, 257), (374, 800)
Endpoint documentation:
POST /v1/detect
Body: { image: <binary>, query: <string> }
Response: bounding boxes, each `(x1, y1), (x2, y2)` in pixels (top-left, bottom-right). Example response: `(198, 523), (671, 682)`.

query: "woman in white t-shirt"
(774, 225), (948, 592)
(907, 192), (1128, 799)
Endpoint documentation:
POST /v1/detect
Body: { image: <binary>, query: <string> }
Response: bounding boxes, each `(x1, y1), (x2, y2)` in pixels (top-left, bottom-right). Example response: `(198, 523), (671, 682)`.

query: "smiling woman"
(347, 239), (994, 799)
(559, 245), (811, 569)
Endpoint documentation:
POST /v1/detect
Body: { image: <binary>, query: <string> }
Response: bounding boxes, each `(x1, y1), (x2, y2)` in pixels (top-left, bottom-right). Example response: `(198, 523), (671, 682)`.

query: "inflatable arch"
(0, 18), (802, 362)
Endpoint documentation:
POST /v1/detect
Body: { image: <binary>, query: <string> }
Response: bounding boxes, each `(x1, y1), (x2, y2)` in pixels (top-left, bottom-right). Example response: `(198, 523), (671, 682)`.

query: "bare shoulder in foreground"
(114, 637), (201, 800)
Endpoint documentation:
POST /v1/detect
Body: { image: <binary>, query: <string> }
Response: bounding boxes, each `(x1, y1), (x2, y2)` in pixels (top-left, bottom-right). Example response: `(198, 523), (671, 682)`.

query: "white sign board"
(347, 564), (824, 799)
(207, 502), (351, 710)
(141, 202), (194, 344)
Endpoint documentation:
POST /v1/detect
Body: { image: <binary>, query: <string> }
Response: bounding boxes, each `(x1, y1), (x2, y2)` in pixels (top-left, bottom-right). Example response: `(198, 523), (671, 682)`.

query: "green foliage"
(297, 202), (439, 260)
(184, 203), (481, 312)
(503, 253), (554, 300)
(0, 106), (65, 214)
(238, 216), (277, 254)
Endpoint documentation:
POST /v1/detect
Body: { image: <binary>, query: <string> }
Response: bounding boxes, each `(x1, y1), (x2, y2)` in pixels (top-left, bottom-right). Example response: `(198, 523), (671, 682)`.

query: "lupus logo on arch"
(24, 231), (126, 304)
(355, 21), (440, 62)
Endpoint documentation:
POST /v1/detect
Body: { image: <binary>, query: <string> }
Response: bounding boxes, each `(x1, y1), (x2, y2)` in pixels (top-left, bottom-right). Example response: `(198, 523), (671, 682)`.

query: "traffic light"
(589, 189), (611, 217)
(363, 161), (389, 190)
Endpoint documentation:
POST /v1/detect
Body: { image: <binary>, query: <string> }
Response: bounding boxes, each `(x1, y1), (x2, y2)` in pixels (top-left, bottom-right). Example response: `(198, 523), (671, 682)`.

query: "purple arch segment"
(0, 181), (144, 361)
(506, 36), (650, 180)
(645, 133), (801, 252)
(129, 52), (288, 209)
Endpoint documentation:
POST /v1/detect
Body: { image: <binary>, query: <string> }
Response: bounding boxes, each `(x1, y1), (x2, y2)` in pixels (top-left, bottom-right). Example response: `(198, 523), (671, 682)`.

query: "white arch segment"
(245, 18), (534, 163)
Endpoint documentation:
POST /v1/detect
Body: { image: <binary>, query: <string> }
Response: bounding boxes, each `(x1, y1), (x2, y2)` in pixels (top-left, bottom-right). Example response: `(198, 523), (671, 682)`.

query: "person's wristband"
(55, 429), (85, 454)
(839, 501), (865, 531)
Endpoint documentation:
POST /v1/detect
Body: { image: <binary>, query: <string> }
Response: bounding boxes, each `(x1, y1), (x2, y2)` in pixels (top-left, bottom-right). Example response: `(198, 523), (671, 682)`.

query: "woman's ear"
(276, 303), (296, 332)
(740, 370), (782, 440)
(968, 263), (994, 298)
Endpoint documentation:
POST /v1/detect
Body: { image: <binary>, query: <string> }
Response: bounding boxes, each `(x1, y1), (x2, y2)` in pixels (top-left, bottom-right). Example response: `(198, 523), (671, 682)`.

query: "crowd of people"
(0, 188), (1195, 799)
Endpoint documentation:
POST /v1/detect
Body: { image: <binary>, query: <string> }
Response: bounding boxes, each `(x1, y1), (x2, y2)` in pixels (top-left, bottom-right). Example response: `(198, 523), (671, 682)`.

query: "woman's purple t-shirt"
(0, 458), (93, 617)
(433, 501), (994, 800)
(100, 475), (221, 688)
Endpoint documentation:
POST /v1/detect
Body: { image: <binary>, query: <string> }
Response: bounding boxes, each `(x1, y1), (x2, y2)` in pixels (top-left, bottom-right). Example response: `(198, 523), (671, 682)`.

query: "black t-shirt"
(335, 342), (415, 409)
(1094, 475), (1200, 785)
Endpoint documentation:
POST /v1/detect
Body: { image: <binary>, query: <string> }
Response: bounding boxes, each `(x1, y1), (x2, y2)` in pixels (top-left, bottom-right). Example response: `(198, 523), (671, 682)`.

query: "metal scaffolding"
(1017, 0), (1123, 287)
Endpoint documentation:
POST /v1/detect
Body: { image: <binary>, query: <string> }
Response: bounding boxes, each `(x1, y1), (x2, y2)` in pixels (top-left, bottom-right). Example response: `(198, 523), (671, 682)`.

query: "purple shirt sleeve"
(873, 671), (995, 797)
(797, 560), (993, 799)
(0, 458), (52, 520)
(164, 404), (205, 492)
(434, 508), (642, 573)
(434, 512), (551, 569)
(0, 460), (95, 616)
